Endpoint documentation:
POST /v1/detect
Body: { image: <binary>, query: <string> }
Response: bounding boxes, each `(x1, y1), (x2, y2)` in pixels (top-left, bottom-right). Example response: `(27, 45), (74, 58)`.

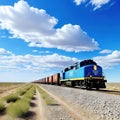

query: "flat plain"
(106, 83), (120, 91)
(0, 82), (120, 120)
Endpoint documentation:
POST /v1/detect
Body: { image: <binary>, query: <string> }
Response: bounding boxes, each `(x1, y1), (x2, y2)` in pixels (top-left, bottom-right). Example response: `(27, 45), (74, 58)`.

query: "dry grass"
(0, 102), (5, 113)
(0, 82), (24, 94)
(37, 86), (53, 105)
(106, 83), (120, 91)
(6, 84), (35, 118)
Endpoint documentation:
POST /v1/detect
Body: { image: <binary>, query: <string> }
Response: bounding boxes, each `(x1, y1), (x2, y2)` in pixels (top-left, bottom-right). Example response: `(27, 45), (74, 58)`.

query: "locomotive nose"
(85, 65), (102, 77)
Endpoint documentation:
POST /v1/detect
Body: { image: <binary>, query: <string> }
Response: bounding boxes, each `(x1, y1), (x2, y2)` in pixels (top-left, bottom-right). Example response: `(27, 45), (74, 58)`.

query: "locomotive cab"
(81, 59), (107, 89)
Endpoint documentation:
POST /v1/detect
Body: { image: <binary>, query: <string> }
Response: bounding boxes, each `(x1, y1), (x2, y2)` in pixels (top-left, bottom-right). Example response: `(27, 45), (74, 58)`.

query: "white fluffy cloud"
(0, 48), (13, 55)
(0, 48), (120, 75)
(0, 48), (79, 72)
(94, 50), (120, 69)
(90, 0), (110, 10)
(29, 24), (98, 52)
(0, 0), (98, 52)
(74, 0), (110, 10)
(74, 0), (86, 5)
(99, 49), (112, 54)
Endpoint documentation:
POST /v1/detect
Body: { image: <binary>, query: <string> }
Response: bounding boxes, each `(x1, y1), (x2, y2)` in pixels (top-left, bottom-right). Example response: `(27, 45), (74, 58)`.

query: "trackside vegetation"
(0, 83), (54, 119)
(6, 100), (29, 117)
(0, 102), (5, 113)
(4, 94), (20, 103)
(37, 86), (53, 105)
(0, 83), (36, 118)
(6, 85), (35, 117)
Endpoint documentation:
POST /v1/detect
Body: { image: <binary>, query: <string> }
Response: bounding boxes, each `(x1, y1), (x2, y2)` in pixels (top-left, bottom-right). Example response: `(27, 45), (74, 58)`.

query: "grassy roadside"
(37, 85), (54, 105)
(6, 85), (35, 118)
(0, 83), (56, 120)
(0, 84), (35, 119)
(0, 102), (5, 113)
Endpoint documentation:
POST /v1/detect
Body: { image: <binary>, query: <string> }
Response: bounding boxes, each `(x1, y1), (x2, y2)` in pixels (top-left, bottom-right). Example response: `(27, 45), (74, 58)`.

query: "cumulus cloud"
(32, 50), (38, 53)
(32, 49), (51, 54)
(94, 50), (120, 69)
(90, 0), (110, 10)
(29, 24), (98, 52)
(74, 0), (86, 5)
(0, 0), (99, 52)
(0, 48), (13, 55)
(74, 0), (111, 10)
(0, 48), (120, 74)
(0, 1), (57, 35)
(0, 48), (79, 72)
(99, 49), (112, 54)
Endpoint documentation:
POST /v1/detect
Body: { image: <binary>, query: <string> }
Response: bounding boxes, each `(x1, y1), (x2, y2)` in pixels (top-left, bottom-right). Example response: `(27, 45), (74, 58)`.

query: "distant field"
(0, 82), (24, 86)
(106, 83), (120, 91)
(0, 82), (24, 94)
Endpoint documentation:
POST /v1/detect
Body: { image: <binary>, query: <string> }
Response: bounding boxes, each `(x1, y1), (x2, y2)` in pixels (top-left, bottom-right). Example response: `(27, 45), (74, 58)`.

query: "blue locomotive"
(34, 59), (107, 90)
(60, 59), (107, 89)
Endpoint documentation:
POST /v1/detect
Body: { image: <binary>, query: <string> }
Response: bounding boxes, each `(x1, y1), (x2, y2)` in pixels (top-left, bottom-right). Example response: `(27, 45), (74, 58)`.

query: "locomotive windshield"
(80, 59), (97, 67)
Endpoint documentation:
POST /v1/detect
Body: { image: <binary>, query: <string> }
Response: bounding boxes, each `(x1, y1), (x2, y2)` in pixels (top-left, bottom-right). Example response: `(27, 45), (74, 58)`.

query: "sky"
(0, 0), (120, 82)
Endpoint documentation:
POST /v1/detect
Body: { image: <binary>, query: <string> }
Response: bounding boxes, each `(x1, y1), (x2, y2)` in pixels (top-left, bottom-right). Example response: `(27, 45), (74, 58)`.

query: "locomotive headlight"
(94, 65), (97, 70)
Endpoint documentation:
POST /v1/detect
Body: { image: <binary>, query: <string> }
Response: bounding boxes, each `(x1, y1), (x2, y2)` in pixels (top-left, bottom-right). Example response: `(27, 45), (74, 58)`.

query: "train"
(34, 59), (107, 90)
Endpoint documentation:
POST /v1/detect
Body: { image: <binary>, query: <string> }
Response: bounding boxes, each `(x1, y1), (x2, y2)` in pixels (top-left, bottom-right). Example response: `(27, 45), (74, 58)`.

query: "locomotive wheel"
(86, 86), (91, 90)
(71, 81), (75, 87)
(96, 87), (99, 90)
(86, 82), (92, 90)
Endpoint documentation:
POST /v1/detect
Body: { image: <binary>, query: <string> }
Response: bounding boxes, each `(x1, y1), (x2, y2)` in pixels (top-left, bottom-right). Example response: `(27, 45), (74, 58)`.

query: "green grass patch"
(4, 94), (20, 103)
(0, 89), (2, 94)
(0, 102), (6, 113)
(17, 84), (33, 96)
(6, 85), (35, 118)
(37, 86), (53, 105)
(18, 91), (26, 96)
(0, 84), (35, 118)
(23, 86), (35, 102)
(6, 100), (29, 117)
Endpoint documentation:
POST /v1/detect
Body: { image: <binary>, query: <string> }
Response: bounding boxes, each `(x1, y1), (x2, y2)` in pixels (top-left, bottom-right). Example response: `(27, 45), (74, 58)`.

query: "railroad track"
(58, 85), (120, 96)
(38, 84), (120, 96)
(95, 89), (120, 95)
(73, 86), (120, 95)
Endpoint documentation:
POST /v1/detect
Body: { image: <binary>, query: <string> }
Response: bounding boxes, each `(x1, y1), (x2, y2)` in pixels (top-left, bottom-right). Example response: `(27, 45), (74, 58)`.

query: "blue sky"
(0, 0), (120, 82)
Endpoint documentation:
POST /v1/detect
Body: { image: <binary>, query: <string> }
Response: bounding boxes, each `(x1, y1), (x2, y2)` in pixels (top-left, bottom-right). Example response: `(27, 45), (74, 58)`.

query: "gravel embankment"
(47, 103), (75, 120)
(39, 84), (120, 120)
(43, 90), (76, 120)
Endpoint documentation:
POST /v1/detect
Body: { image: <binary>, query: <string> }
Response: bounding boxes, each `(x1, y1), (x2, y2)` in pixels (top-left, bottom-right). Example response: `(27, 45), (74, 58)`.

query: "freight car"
(44, 73), (60, 85)
(36, 59), (107, 90)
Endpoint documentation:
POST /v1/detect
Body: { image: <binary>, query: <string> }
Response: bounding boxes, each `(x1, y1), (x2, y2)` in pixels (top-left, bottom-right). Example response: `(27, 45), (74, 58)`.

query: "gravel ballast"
(39, 84), (120, 120)
(47, 103), (75, 120)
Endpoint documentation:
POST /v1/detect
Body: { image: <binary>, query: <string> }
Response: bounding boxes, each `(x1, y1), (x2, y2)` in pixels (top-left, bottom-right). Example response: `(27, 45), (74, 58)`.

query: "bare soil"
(29, 89), (47, 120)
